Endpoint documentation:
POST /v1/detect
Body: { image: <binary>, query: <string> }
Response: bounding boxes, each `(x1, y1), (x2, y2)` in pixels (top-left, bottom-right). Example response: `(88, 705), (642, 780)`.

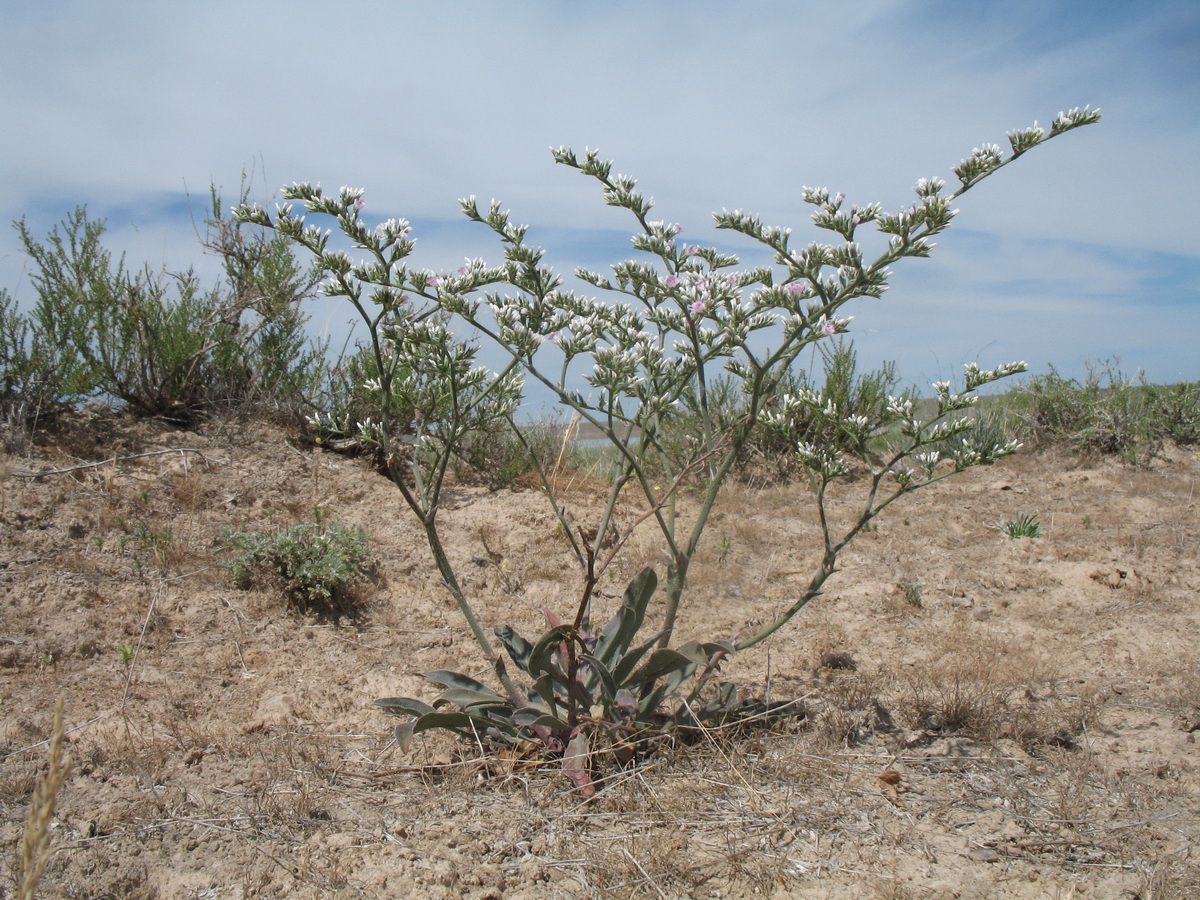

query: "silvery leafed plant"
(235, 106), (1100, 796)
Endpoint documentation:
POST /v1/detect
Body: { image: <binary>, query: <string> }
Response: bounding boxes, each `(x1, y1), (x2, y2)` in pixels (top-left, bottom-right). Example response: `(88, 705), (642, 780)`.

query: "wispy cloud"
(2, 1), (1196, 383)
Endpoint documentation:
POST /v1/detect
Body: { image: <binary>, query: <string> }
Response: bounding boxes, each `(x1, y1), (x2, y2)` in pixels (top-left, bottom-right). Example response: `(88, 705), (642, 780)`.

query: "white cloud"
(1, 1), (1196, 382)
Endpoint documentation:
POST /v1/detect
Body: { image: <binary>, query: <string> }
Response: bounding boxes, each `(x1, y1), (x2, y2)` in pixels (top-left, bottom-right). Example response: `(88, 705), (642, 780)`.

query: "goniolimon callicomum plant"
(236, 107), (1100, 796)
(377, 568), (762, 796)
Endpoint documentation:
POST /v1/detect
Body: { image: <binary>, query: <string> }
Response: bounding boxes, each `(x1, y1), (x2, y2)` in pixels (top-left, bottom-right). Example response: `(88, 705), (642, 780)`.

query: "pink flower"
(685, 244), (699, 256)
(670, 223), (683, 235)
(354, 197), (365, 211)
(427, 275), (440, 288)
(665, 274), (681, 288)
(536, 331), (560, 345)
(786, 282), (808, 295)
(821, 318), (837, 336)
(689, 300), (706, 315)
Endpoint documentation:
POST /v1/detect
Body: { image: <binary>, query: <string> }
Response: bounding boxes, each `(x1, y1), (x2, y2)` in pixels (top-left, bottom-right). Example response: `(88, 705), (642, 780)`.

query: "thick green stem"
(735, 552), (837, 652)
(656, 414), (755, 647)
(658, 553), (690, 647)
(420, 512), (522, 703)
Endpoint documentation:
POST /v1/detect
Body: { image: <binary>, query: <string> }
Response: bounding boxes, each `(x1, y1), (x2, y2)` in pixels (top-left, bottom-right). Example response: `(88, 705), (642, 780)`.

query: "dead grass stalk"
(18, 698), (69, 900)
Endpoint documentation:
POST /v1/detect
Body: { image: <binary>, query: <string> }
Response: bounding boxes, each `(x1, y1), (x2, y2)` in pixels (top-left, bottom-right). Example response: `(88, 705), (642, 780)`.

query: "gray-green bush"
(201, 186), (328, 419)
(759, 338), (918, 465)
(653, 339), (918, 480)
(1005, 360), (1198, 464)
(16, 208), (218, 421)
(1143, 380), (1200, 446)
(219, 512), (371, 614)
(1, 289), (82, 449)
(6, 197), (326, 432)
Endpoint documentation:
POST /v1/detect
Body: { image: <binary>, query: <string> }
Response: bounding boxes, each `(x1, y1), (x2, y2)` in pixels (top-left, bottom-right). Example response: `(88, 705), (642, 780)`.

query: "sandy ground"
(1, 411), (1197, 899)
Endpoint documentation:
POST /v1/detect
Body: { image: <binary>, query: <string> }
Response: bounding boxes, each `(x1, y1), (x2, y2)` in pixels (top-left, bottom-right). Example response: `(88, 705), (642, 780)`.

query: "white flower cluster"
(794, 441), (850, 479)
(1050, 106), (1102, 135)
(954, 144), (1005, 188)
(374, 218), (412, 243)
(1007, 125), (1046, 156)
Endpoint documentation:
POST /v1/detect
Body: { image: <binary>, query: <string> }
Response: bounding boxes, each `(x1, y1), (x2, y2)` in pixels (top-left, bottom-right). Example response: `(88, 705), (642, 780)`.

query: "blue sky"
(2, 1), (1197, 398)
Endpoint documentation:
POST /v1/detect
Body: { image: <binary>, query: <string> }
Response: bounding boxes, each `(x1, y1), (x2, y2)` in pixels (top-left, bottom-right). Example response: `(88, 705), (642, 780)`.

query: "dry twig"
(9, 447), (210, 479)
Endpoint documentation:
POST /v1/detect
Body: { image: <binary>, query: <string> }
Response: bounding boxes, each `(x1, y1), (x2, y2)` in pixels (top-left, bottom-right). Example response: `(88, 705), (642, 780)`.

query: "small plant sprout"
(236, 106), (1099, 794)
(901, 582), (924, 607)
(718, 533), (733, 564)
(116, 642), (136, 667)
(1003, 512), (1042, 539)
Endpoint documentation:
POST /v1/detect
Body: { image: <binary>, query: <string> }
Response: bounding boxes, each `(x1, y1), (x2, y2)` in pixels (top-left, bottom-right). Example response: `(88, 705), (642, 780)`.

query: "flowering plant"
(235, 106), (1100, 793)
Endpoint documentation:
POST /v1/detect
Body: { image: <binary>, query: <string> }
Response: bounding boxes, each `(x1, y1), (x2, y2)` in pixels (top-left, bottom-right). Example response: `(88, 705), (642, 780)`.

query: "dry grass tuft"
(1167, 656), (1200, 733)
(17, 698), (69, 900)
(812, 669), (893, 747)
(1133, 848), (1200, 900)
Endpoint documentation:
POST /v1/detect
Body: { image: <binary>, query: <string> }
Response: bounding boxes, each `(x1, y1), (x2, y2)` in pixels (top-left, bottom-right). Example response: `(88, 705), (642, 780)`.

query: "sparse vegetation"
(900, 580), (923, 606)
(1003, 512), (1042, 539)
(1, 407), (1197, 898)
(1001, 359), (1199, 465)
(2, 200), (326, 437)
(219, 511), (371, 614)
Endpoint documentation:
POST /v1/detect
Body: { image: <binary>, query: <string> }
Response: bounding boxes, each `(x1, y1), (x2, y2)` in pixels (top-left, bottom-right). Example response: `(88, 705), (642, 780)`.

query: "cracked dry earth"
(1, 411), (1197, 899)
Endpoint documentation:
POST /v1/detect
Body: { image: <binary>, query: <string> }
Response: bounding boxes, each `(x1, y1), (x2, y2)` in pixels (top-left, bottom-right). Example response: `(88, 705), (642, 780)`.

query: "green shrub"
(789, 339), (917, 454)
(1, 230), (99, 448)
(1004, 361), (1194, 464)
(16, 208), (209, 420)
(931, 406), (1018, 467)
(207, 305), (328, 421)
(752, 339), (918, 470)
(652, 339), (916, 480)
(310, 341), (419, 452)
(650, 372), (749, 477)
(452, 421), (536, 488)
(1009, 365), (1092, 443)
(219, 513), (371, 614)
(1143, 380), (1200, 446)
(1, 290), (81, 449)
(201, 186), (328, 419)
(12, 200), (327, 427)
(309, 320), (527, 492)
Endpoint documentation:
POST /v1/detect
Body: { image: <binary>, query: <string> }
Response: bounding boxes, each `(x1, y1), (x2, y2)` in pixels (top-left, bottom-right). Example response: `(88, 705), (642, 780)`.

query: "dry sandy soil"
(1, 411), (1197, 899)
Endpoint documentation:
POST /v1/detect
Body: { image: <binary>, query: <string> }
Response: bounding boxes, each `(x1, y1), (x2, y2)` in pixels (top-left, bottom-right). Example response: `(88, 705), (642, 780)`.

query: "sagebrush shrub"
(1143, 380), (1200, 446)
(1, 289), (80, 449)
(220, 513), (371, 612)
(9, 197), (327, 429)
(1009, 360), (1197, 463)
(201, 186), (328, 419)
